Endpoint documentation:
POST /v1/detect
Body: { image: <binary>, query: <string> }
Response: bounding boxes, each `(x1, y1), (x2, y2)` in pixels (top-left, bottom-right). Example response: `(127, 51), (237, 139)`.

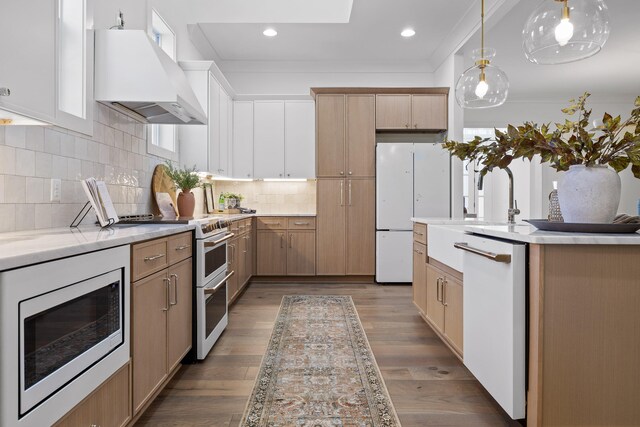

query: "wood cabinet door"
(285, 100), (316, 178)
(238, 234), (248, 287)
(346, 95), (375, 177)
(443, 275), (463, 355)
(167, 258), (193, 372)
(287, 231), (316, 276)
(412, 94), (448, 130)
(346, 179), (375, 275)
(256, 231), (287, 275)
(227, 239), (239, 301)
(232, 101), (254, 179)
(132, 270), (168, 414)
(254, 101), (286, 178)
(412, 242), (427, 315)
(316, 179), (346, 275)
(316, 95), (345, 177)
(425, 263), (445, 333)
(244, 234), (253, 284)
(375, 95), (411, 129)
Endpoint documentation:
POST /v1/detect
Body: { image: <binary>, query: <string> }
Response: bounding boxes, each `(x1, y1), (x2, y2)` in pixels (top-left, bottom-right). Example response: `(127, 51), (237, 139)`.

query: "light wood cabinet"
(376, 94), (447, 131)
(443, 274), (463, 354)
(257, 230), (287, 275)
(316, 94), (375, 178)
(316, 178), (375, 276)
(130, 233), (193, 415)
(425, 263), (445, 332)
(287, 231), (316, 276)
(54, 362), (131, 427)
(227, 236), (240, 302)
(227, 218), (254, 304)
(316, 95), (346, 177)
(316, 179), (347, 275)
(412, 242), (427, 315)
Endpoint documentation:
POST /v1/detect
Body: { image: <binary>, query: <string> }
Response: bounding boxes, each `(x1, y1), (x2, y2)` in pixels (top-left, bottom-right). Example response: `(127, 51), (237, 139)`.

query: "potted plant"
(164, 162), (200, 217)
(222, 192), (244, 209)
(443, 93), (640, 223)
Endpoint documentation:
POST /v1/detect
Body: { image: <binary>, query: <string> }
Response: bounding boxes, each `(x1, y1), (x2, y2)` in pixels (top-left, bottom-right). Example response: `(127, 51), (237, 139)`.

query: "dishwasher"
(455, 233), (527, 420)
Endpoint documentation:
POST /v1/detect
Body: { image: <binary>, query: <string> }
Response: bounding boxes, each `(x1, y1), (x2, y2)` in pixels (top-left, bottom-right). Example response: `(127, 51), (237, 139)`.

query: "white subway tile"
(81, 160), (94, 179)
(87, 140), (99, 161)
(74, 137), (88, 160)
(25, 127), (45, 151)
(60, 133), (75, 157)
(0, 145), (16, 175)
(43, 129), (62, 155)
(5, 126), (26, 148)
(15, 204), (35, 231)
(104, 126), (115, 146)
(15, 148), (36, 176)
(35, 152), (52, 178)
(67, 158), (82, 180)
(0, 176), (4, 202)
(34, 204), (52, 229)
(26, 177), (44, 203)
(99, 143), (110, 164)
(0, 127), (5, 145)
(61, 180), (75, 203)
(114, 130), (124, 149)
(4, 175), (26, 203)
(51, 155), (68, 179)
(0, 204), (16, 232)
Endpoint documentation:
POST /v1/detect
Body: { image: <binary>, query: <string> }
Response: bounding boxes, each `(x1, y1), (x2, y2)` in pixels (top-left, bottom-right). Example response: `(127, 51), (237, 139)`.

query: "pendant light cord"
(481, 0), (485, 57)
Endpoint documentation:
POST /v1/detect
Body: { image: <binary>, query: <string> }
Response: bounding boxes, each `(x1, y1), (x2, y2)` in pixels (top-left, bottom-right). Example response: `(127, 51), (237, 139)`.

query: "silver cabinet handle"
(144, 253), (165, 262)
(170, 273), (178, 306)
(348, 180), (352, 206)
(454, 242), (511, 263)
(162, 277), (170, 312)
(0, 88), (10, 96)
(205, 232), (235, 247)
(436, 277), (443, 303)
(413, 249), (423, 255)
(204, 271), (235, 294)
(293, 221), (310, 226)
(289, 233), (293, 248)
(348, 171), (352, 175)
(442, 279), (448, 307)
(280, 233), (284, 248)
(340, 181), (344, 206)
(175, 244), (190, 251)
(413, 231), (424, 236)
(340, 171), (344, 175)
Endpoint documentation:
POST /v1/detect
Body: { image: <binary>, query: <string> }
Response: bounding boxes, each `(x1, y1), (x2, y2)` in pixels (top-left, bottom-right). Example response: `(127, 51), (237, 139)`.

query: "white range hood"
(94, 30), (207, 125)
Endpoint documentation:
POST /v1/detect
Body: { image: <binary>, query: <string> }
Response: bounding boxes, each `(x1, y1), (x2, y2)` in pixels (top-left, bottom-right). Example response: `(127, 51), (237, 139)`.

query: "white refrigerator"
(376, 142), (451, 283)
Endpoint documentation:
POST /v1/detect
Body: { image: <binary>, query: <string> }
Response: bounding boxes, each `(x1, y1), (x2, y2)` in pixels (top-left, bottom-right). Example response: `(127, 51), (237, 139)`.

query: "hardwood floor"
(135, 283), (518, 426)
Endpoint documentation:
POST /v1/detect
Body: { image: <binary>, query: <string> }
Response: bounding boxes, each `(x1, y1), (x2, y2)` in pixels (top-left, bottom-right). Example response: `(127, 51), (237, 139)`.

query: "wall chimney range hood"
(94, 30), (207, 125)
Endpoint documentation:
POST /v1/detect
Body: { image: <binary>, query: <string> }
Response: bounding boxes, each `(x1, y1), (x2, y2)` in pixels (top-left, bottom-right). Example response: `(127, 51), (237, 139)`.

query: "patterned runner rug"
(240, 295), (401, 427)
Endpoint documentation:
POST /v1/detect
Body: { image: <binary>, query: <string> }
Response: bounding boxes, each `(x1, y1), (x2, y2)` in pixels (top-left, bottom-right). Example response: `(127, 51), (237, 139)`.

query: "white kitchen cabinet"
(233, 101), (254, 179)
(208, 73), (221, 174)
(254, 101), (286, 179)
(0, 0), (93, 134)
(179, 67), (209, 172)
(218, 87), (230, 176)
(284, 101), (315, 178)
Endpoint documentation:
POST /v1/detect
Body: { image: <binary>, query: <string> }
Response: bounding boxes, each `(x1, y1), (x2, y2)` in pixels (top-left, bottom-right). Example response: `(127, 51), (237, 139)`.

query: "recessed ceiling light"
(401, 28), (416, 38)
(263, 28), (278, 37)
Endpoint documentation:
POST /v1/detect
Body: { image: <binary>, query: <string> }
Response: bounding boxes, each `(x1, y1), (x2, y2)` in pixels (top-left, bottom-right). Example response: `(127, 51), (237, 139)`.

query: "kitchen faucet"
(477, 166), (520, 224)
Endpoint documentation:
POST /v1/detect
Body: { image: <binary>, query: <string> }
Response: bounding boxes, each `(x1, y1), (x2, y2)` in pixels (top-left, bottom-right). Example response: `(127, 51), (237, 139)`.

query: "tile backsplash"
(215, 181), (316, 214)
(0, 103), (165, 231)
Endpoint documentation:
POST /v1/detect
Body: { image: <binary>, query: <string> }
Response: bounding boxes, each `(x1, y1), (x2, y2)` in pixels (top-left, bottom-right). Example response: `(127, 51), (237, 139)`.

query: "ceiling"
(460, 0), (640, 102)
(196, 0), (477, 65)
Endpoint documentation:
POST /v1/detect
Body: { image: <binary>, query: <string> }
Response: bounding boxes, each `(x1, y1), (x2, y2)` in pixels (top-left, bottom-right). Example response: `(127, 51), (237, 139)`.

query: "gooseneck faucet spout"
(476, 167), (520, 224)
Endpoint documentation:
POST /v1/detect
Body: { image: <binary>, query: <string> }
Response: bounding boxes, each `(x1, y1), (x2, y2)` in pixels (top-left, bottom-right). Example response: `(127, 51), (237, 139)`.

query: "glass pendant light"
(455, 0), (509, 109)
(523, 0), (610, 65)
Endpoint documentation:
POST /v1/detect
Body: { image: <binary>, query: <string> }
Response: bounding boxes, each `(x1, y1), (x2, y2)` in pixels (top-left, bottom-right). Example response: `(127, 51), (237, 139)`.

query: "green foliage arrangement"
(443, 93), (640, 179)
(222, 192), (244, 201)
(164, 162), (200, 192)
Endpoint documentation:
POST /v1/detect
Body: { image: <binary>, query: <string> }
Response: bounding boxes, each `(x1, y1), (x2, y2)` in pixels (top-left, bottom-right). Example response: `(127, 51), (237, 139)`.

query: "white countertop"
(255, 213), (316, 217)
(0, 224), (197, 271)
(465, 224), (640, 245)
(411, 217), (502, 226)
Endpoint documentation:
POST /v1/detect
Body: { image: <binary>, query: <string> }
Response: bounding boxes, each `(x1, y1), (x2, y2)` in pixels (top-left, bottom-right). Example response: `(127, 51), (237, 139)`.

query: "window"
(462, 128), (507, 220)
(146, 9), (178, 161)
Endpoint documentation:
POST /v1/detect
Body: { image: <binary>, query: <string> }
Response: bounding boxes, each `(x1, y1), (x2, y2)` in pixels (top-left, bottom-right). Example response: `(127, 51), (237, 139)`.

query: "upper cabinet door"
(346, 95), (375, 177)
(232, 101), (254, 179)
(412, 94), (448, 130)
(285, 101), (316, 179)
(375, 95), (411, 130)
(218, 87), (230, 176)
(0, 0), (56, 123)
(55, 0), (93, 135)
(208, 74), (221, 175)
(316, 95), (345, 178)
(179, 69), (210, 172)
(254, 101), (285, 179)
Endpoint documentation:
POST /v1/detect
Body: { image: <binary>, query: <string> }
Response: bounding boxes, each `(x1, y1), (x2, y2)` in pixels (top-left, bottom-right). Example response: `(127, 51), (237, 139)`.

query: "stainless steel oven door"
(196, 269), (234, 359)
(19, 268), (124, 414)
(196, 231), (234, 286)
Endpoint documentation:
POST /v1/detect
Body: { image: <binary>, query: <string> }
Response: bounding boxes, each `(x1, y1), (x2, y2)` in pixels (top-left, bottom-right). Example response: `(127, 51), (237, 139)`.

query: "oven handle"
(204, 233), (235, 247)
(204, 271), (235, 294)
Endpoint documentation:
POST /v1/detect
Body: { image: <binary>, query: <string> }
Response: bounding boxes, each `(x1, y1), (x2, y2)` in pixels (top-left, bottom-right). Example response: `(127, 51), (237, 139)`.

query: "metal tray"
(524, 219), (640, 234)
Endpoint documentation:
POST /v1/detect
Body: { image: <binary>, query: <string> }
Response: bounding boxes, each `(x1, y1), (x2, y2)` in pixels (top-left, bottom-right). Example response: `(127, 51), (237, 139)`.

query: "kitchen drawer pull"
(289, 233), (293, 248)
(205, 233), (235, 246)
(293, 221), (310, 226)
(162, 277), (170, 311)
(454, 242), (511, 263)
(413, 249), (423, 255)
(413, 231), (424, 236)
(170, 274), (178, 306)
(442, 279), (448, 306)
(239, 225), (246, 229)
(144, 253), (165, 262)
(204, 271), (235, 294)
(436, 277), (442, 302)
(175, 244), (190, 251)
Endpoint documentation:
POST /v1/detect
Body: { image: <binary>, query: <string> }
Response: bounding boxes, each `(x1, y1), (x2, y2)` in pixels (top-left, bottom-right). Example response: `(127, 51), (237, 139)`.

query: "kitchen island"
(412, 220), (640, 426)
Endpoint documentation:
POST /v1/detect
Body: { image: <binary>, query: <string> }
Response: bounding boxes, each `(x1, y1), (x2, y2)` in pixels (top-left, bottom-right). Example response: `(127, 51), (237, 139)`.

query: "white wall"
(465, 97), (640, 220)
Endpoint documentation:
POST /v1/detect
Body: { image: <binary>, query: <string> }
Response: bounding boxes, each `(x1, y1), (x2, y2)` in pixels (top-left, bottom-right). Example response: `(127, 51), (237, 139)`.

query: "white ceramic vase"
(557, 165), (621, 223)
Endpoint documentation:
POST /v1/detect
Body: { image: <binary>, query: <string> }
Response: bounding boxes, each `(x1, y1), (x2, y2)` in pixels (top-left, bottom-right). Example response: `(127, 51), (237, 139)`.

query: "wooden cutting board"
(151, 164), (179, 216)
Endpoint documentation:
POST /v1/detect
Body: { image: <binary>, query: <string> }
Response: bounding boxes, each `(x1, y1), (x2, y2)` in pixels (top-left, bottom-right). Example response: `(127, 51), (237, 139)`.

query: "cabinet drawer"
(229, 220), (240, 233)
(413, 223), (427, 245)
(287, 217), (316, 230)
(257, 217), (287, 230)
(54, 362), (131, 427)
(167, 232), (192, 265)
(132, 239), (168, 282)
(237, 219), (251, 234)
